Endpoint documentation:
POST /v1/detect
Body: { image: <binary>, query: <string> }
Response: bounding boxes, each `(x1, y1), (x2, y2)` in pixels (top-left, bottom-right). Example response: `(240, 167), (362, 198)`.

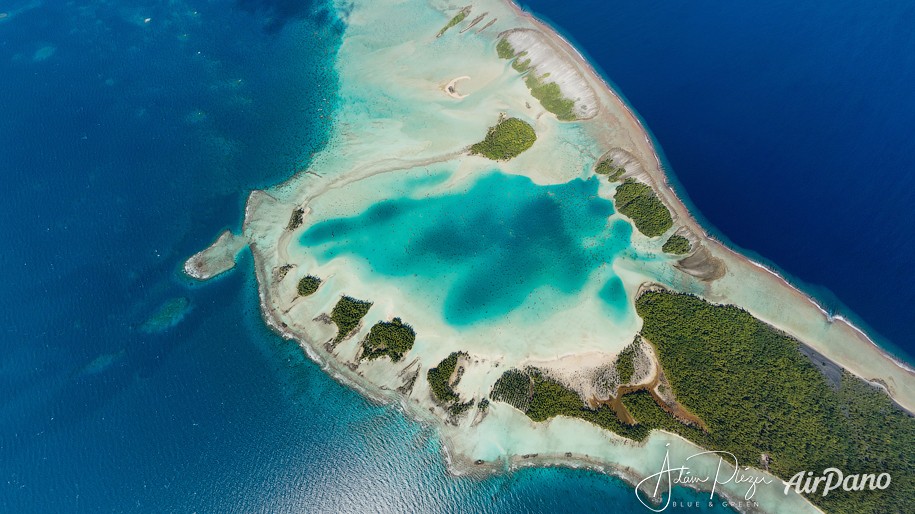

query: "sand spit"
(445, 75), (471, 98)
(477, 18), (497, 34)
(461, 12), (488, 33)
(675, 245), (726, 281)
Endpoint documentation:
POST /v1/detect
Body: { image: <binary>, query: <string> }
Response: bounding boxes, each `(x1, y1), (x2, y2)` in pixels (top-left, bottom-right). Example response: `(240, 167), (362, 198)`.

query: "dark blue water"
(300, 173), (632, 325)
(0, 0), (730, 511)
(520, 0), (915, 362)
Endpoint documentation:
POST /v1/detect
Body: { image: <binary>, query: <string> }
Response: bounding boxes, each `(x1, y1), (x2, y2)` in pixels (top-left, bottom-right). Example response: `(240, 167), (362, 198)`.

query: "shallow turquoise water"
(0, 0), (736, 510)
(301, 172), (633, 325)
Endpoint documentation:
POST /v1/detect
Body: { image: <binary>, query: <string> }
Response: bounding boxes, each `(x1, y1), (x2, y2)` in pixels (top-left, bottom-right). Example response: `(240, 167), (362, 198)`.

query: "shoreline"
(183, 230), (246, 281)
(502, 0), (915, 403)
(249, 237), (791, 512)
(187, 1), (914, 512)
(744, 251), (914, 373)
(243, 190), (805, 511)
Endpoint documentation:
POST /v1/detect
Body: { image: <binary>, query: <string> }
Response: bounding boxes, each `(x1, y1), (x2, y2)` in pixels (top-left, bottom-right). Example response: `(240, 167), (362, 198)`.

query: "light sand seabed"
(188, 1), (914, 512)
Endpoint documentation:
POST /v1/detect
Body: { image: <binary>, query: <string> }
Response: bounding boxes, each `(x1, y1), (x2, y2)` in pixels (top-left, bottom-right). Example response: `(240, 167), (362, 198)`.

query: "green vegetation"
(621, 390), (706, 436)
(276, 264), (293, 282)
(495, 37), (578, 121)
(487, 291), (915, 512)
(478, 398), (489, 411)
(490, 368), (533, 412)
(448, 399), (475, 416)
(427, 352), (462, 404)
(330, 296), (373, 343)
(428, 352), (476, 416)
(286, 208), (305, 230)
(469, 117), (536, 160)
(830, 376), (915, 511)
(595, 157), (625, 181)
(662, 234), (691, 255)
(511, 51), (531, 73)
(615, 339), (638, 384)
(496, 38), (515, 59)
(494, 368), (649, 440)
(436, 8), (469, 37)
(524, 73), (577, 121)
(525, 370), (586, 422)
(613, 179), (673, 237)
(296, 275), (321, 297)
(361, 317), (415, 362)
(635, 291), (915, 513)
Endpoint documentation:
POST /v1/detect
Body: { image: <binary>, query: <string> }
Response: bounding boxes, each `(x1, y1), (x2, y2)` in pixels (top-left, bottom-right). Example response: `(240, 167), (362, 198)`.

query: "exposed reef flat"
(183, 230), (247, 280)
(189, 1), (915, 512)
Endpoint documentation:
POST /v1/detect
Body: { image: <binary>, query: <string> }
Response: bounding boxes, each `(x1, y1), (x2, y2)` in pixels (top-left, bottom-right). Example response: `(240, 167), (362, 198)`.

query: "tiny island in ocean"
(182, 1), (915, 512)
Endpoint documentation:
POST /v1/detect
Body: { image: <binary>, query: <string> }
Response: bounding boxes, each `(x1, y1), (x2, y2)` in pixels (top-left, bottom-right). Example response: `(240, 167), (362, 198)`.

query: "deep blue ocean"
(1, 0), (910, 511)
(522, 0), (915, 362)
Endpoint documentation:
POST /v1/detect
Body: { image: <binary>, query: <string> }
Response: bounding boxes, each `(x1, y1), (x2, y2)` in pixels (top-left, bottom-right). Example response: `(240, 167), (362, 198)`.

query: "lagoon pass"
(188, 1), (915, 511)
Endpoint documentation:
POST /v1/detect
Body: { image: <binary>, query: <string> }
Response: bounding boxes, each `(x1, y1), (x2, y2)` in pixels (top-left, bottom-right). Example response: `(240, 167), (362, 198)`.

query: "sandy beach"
(185, 1), (915, 512)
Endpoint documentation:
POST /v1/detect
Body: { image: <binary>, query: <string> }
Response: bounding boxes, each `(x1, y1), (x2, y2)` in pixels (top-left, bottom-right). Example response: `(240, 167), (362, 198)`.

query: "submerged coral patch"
(300, 172), (632, 325)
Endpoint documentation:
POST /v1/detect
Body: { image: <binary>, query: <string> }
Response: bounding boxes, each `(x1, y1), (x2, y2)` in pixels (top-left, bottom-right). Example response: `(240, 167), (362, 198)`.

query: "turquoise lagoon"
(300, 172), (636, 326)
